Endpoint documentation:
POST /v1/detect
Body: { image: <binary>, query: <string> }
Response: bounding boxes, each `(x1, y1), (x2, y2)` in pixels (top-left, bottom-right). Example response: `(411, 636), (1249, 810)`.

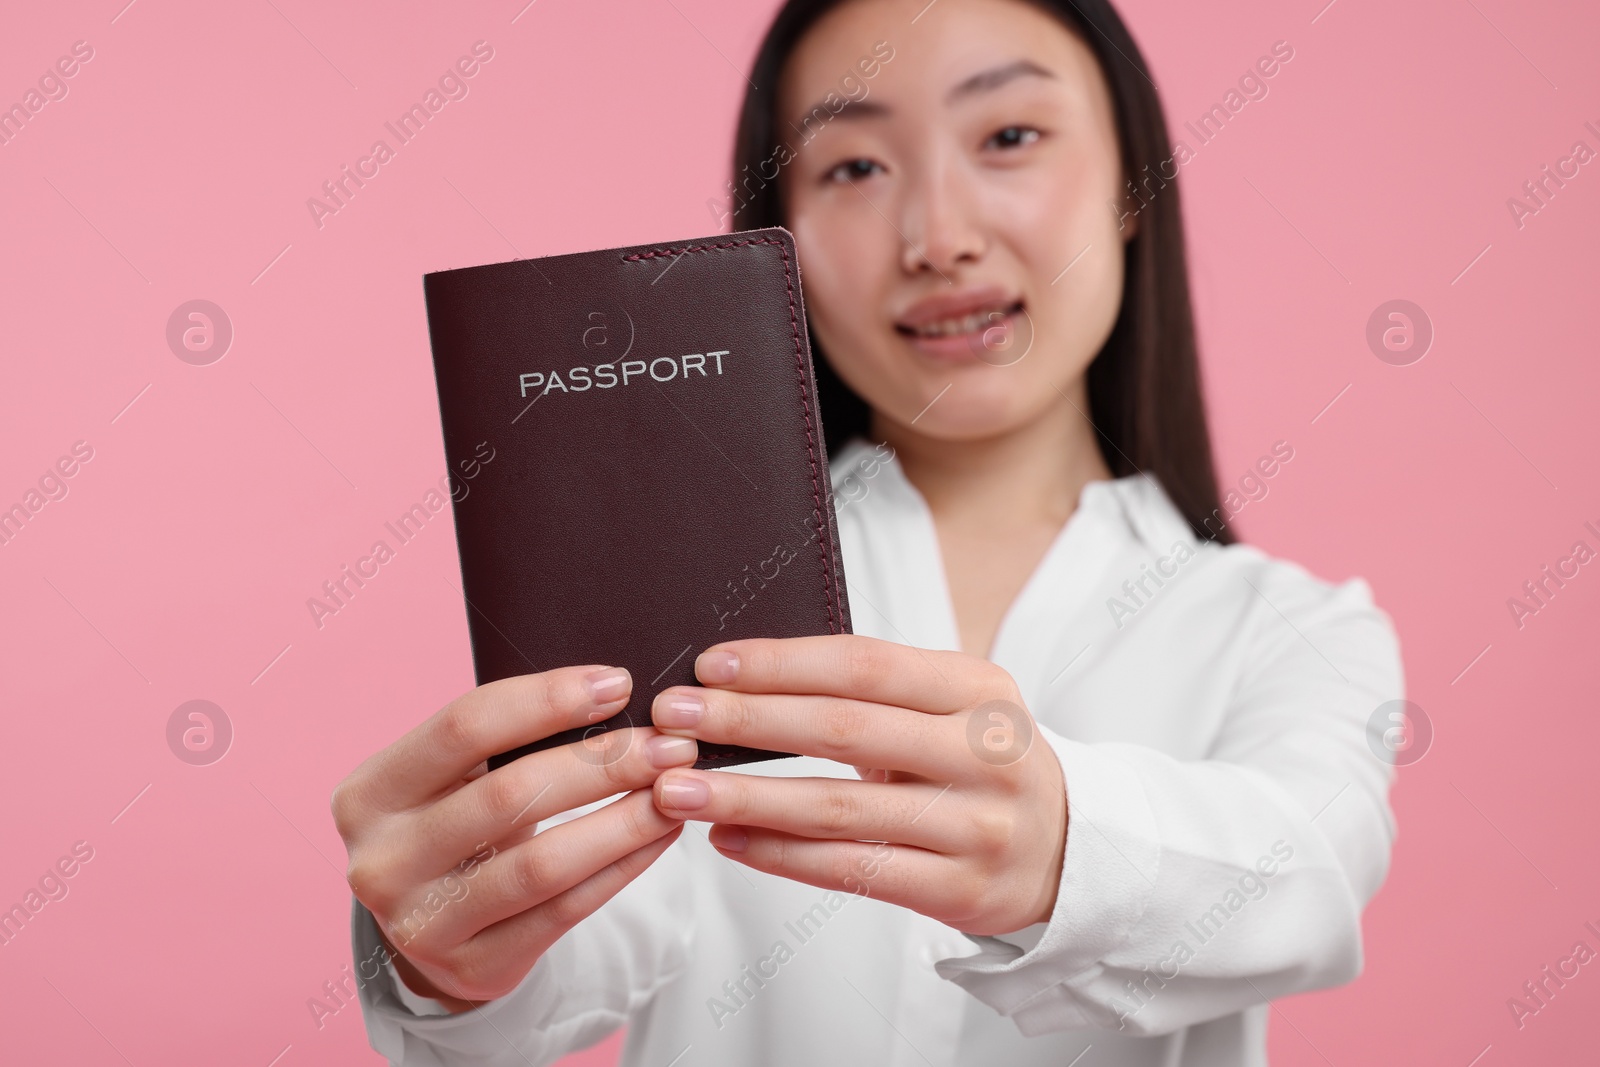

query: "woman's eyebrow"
(790, 56), (1062, 127)
(797, 96), (891, 123)
(946, 58), (1056, 101)
(789, 57), (1056, 127)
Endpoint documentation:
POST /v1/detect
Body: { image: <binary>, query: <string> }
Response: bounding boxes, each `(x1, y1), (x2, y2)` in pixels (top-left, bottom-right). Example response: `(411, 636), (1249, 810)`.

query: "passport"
(422, 227), (852, 771)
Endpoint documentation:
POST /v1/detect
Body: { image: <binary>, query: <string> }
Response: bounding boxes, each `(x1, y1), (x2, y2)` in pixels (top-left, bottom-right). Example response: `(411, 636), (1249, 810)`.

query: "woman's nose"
(898, 153), (986, 276)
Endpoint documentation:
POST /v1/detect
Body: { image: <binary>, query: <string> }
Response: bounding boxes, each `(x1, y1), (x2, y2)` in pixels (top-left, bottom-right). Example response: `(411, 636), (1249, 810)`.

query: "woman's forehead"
(777, 0), (1098, 121)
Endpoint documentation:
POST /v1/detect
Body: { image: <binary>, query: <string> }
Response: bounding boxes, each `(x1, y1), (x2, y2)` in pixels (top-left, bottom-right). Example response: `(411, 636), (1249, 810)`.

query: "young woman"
(335, 0), (1402, 1063)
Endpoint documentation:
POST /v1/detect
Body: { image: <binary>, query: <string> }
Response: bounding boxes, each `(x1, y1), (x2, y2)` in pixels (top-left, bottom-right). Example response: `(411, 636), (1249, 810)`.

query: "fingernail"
(655, 691), (704, 729)
(584, 667), (631, 712)
(696, 649), (739, 685)
(709, 825), (748, 852)
(658, 774), (710, 811)
(646, 734), (697, 768)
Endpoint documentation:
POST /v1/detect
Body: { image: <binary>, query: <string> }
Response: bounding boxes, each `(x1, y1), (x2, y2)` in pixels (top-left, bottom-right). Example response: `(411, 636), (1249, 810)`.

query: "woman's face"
(778, 0), (1133, 442)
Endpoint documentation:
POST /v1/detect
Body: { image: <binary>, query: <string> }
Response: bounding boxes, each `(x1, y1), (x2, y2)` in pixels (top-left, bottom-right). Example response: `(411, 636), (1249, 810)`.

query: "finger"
(652, 686), (969, 779)
(652, 771), (959, 852)
(388, 791), (681, 945)
(694, 634), (1013, 713)
(705, 827), (951, 915)
(346, 665), (636, 816)
(428, 825), (686, 1003)
(400, 727), (697, 878)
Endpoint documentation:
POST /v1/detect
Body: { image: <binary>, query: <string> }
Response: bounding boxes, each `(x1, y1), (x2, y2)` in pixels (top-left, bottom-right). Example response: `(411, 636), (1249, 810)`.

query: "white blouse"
(351, 436), (1401, 1067)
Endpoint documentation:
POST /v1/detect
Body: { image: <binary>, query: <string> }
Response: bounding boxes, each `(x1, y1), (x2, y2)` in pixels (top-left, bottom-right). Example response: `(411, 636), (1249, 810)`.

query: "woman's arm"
(944, 569), (1400, 1034)
(642, 564), (1399, 1038)
(351, 807), (695, 1065)
(333, 665), (700, 1065)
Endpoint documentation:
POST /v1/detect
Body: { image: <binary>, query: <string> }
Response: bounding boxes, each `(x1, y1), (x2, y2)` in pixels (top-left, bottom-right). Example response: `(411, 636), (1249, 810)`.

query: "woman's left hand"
(648, 634), (1068, 937)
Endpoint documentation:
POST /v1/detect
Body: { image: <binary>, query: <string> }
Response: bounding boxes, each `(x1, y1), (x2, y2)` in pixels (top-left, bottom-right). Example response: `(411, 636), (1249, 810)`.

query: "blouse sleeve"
(934, 569), (1401, 1037)
(351, 802), (695, 1066)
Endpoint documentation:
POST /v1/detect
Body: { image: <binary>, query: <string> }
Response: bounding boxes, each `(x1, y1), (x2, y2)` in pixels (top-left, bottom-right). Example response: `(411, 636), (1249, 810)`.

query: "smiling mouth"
(895, 300), (1026, 339)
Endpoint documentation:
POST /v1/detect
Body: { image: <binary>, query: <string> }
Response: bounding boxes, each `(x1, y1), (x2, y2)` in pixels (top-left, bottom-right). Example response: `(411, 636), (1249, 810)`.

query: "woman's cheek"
(790, 206), (898, 377)
(1013, 173), (1116, 280)
(1041, 242), (1126, 385)
(1022, 163), (1129, 364)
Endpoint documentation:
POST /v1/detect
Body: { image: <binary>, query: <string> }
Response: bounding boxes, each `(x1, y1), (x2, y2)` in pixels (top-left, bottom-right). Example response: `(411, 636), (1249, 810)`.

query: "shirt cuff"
(989, 921), (1047, 953)
(351, 895), (560, 1062)
(934, 729), (1160, 1028)
(385, 953), (454, 1016)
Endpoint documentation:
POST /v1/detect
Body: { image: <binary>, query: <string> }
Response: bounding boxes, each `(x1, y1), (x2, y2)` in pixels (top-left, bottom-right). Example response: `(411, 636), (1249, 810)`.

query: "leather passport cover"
(423, 227), (852, 771)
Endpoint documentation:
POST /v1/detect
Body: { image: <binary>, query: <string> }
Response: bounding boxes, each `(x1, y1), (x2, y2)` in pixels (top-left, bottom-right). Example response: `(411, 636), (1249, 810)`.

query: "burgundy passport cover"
(423, 227), (851, 771)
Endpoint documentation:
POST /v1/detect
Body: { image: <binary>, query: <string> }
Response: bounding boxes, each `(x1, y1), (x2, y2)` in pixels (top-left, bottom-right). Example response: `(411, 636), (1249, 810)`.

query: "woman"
(336, 0), (1402, 1063)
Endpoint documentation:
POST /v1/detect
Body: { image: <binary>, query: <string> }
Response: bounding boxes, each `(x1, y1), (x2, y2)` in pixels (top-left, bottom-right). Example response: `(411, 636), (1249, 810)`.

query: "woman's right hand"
(331, 664), (697, 1011)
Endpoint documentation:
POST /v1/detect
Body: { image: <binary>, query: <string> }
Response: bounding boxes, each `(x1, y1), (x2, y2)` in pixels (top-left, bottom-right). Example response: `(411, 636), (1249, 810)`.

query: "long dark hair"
(725, 0), (1236, 545)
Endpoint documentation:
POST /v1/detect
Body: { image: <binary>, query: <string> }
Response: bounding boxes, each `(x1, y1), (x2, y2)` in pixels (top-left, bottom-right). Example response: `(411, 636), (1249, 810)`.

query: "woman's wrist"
(374, 923), (486, 1015)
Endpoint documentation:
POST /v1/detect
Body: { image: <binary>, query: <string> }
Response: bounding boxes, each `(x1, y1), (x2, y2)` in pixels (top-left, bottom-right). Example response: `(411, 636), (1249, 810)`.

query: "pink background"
(2, 0), (1596, 1063)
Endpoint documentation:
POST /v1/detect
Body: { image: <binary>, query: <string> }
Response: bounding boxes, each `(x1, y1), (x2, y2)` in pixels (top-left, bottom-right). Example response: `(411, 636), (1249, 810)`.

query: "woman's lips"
(894, 300), (1025, 362)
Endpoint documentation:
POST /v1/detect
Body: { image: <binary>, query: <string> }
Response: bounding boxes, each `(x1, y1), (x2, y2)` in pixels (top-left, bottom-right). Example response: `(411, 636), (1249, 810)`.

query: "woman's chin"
(879, 388), (1046, 443)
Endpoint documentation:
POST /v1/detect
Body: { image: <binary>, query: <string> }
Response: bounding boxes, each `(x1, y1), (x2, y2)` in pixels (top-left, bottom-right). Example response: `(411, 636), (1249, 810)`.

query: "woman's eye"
(824, 158), (882, 183)
(986, 126), (1041, 150)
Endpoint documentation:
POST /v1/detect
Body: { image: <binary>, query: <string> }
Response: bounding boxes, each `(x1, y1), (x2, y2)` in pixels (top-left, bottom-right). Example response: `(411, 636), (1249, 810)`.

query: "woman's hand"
(332, 665), (698, 1009)
(648, 635), (1068, 937)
